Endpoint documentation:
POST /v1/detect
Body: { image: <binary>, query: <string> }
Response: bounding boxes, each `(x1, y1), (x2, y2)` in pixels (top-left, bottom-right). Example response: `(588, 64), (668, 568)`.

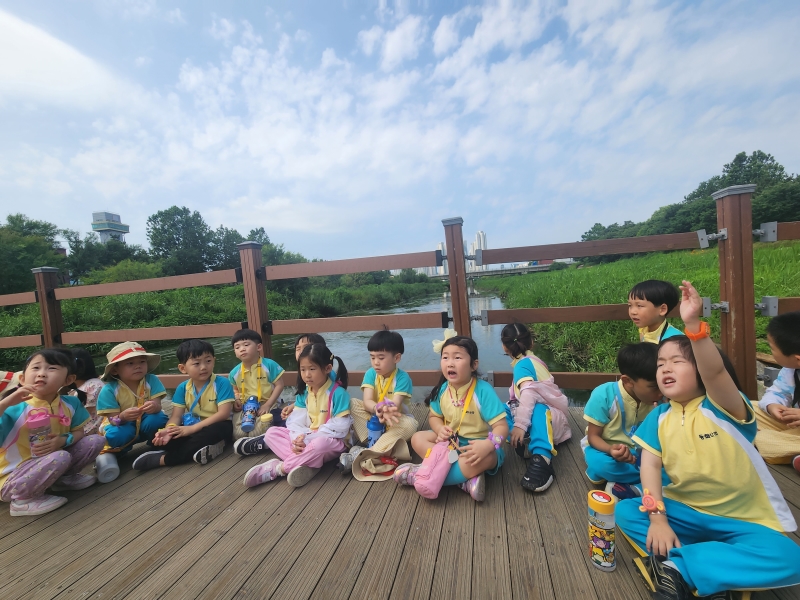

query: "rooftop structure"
(91, 211), (129, 243)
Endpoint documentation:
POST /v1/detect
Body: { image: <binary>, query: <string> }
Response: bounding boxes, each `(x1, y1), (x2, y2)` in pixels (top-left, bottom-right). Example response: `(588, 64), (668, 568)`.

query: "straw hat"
(101, 342), (161, 380)
(0, 370), (21, 399)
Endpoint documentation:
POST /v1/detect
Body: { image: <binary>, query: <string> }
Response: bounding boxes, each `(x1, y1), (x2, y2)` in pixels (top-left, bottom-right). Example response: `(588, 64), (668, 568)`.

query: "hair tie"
(330, 354), (335, 362)
(513, 337), (518, 342)
(432, 328), (457, 354)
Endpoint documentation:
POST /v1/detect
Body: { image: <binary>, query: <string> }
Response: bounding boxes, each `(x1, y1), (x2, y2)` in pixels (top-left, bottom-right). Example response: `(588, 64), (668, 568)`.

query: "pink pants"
(264, 427), (345, 473)
(1, 435), (105, 502)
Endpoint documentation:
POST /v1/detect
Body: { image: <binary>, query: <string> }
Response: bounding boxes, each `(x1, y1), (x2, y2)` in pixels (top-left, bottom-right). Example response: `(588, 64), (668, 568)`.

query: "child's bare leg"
(411, 430), (437, 457)
(459, 450), (498, 479)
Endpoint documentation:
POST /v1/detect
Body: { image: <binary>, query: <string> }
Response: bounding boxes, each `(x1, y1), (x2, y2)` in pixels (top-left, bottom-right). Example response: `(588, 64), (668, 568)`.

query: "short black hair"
(294, 333), (326, 348)
(367, 330), (404, 354)
(767, 311), (800, 357)
(617, 343), (658, 381)
(24, 348), (76, 376)
(177, 339), (215, 363)
(232, 329), (262, 346)
(629, 280), (679, 312)
(658, 336), (743, 393)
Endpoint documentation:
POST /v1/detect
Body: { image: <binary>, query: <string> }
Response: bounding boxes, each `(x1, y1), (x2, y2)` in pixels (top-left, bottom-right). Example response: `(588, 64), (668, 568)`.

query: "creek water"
(143, 291), (588, 405)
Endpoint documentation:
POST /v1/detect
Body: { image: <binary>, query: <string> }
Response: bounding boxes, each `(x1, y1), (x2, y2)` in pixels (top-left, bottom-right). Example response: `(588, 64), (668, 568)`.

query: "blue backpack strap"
(187, 379), (211, 417)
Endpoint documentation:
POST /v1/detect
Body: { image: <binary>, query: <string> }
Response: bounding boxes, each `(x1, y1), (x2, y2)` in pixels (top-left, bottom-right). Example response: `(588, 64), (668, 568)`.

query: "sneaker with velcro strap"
(521, 454), (554, 493)
(193, 440), (226, 465)
(233, 436), (270, 457)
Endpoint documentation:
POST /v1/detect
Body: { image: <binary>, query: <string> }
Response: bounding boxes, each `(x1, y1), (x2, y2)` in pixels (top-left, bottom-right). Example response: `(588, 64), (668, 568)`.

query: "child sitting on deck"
(96, 342), (169, 478)
(339, 330), (418, 479)
(394, 334), (508, 502)
(501, 323), (571, 494)
(0, 349), (104, 516)
(628, 280), (682, 344)
(618, 281), (800, 599)
(68, 348), (105, 435)
(134, 339), (235, 470)
(582, 343), (664, 499)
(229, 329), (285, 445)
(243, 343), (352, 489)
(754, 311), (800, 470)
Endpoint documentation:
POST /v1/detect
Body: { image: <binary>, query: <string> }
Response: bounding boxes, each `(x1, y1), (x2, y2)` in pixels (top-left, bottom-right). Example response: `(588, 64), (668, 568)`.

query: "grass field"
(476, 241), (800, 372)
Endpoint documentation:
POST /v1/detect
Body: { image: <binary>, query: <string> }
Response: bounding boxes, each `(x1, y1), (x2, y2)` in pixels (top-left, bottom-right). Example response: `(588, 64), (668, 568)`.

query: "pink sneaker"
(457, 474), (485, 502)
(793, 455), (800, 474)
(393, 463), (420, 486)
(243, 459), (283, 488)
(51, 473), (96, 492)
(10, 494), (68, 516)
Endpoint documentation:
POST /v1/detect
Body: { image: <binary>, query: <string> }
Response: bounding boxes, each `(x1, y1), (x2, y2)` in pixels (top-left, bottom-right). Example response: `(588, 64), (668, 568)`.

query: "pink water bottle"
(27, 408), (52, 457)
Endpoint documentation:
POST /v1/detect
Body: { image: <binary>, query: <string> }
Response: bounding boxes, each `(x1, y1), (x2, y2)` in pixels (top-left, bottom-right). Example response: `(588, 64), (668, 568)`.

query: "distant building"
(91, 212), (129, 243)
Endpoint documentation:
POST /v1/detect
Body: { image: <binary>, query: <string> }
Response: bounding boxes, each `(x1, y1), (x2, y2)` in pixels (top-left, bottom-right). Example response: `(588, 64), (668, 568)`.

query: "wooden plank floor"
(1, 405), (799, 599)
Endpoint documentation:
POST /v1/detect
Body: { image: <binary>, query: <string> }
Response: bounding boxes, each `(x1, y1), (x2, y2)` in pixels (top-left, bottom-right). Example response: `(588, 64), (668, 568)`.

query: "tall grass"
(477, 241), (800, 372)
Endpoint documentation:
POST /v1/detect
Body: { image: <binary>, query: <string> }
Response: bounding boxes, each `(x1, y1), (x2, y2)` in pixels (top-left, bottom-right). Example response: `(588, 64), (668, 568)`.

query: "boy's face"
(628, 295), (668, 330)
(233, 339), (262, 364)
(622, 374), (663, 405)
(178, 352), (215, 383)
(112, 356), (148, 384)
(369, 351), (401, 377)
(767, 334), (800, 369)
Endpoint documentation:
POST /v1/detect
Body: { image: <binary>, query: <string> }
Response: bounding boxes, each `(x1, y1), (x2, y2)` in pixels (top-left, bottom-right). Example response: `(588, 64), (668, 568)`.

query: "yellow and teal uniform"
(582, 381), (659, 484)
(638, 321), (682, 344)
(97, 374), (168, 453)
(0, 395), (90, 489)
(172, 374), (235, 421)
(295, 379), (350, 430)
(361, 367), (413, 414)
(228, 358), (285, 405)
(616, 394), (800, 596)
(430, 378), (508, 475)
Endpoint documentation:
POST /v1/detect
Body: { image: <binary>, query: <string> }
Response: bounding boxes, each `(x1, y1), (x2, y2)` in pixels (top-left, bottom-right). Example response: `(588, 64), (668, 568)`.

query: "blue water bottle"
(241, 395), (260, 433)
(366, 414), (385, 448)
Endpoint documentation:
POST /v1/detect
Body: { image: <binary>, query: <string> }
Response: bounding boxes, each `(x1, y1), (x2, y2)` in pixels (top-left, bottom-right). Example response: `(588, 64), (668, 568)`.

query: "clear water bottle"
(27, 408), (52, 457)
(240, 395), (260, 433)
(366, 414), (385, 448)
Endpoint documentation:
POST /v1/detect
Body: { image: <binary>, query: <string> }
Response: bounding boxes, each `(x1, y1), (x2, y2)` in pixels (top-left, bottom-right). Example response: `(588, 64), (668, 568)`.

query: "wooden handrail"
(265, 251), (442, 280)
(482, 304), (679, 325)
(0, 291), (37, 307)
(0, 334), (43, 349)
(778, 297), (800, 315)
(777, 221), (800, 241)
(53, 269), (239, 301)
(60, 322), (244, 345)
(271, 312), (449, 335)
(479, 231), (700, 265)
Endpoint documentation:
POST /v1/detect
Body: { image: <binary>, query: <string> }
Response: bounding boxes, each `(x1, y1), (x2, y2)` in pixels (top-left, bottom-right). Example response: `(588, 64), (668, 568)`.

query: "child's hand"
(435, 426), (454, 443)
(2, 384), (35, 407)
(510, 427), (525, 448)
(610, 444), (636, 464)
(281, 404), (295, 420)
(291, 434), (306, 454)
(646, 517), (682, 556)
(32, 433), (66, 455)
(380, 404), (400, 427)
(140, 401), (159, 415)
(257, 403), (270, 417)
(233, 399), (243, 412)
(459, 439), (495, 466)
(153, 427), (180, 445)
(767, 404), (785, 420)
(779, 407), (800, 428)
(119, 406), (143, 422)
(678, 280), (703, 328)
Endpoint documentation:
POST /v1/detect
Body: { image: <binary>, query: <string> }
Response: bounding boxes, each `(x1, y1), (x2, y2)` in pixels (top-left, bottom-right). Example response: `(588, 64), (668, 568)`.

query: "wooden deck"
(2, 405), (800, 600)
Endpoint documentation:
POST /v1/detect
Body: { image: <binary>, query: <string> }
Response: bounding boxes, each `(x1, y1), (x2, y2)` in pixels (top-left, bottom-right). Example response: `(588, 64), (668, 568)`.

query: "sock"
(277, 462), (286, 476)
(443, 461), (468, 486)
(663, 560), (678, 570)
(532, 450), (551, 464)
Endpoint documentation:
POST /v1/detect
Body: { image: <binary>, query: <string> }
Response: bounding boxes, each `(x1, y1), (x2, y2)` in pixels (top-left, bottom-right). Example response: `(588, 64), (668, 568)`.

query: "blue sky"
(1, 0), (799, 260)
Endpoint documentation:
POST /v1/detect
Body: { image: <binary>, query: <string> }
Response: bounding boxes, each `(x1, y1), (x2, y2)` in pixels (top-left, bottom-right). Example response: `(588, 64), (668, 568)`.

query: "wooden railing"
(1, 187), (799, 399)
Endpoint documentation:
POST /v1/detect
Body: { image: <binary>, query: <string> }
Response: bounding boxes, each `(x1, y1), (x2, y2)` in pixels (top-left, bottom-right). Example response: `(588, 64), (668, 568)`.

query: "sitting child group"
(1, 278), (800, 599)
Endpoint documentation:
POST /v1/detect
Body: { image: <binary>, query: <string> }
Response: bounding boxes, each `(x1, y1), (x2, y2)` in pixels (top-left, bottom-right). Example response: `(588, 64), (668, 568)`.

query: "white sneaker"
(193, 440), (226, 465)
(10, 494), (68, 516)
(51, 473), (97, 492)
(286, 466), (320, 488)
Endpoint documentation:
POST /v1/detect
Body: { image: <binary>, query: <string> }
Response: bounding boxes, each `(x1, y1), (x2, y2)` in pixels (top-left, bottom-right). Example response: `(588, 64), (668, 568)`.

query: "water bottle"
(240, 395), (260, 433)
(366, 414), (385, 448)
(587, 490), (616, 571)
(95, 452), (120, 483)
(27, 408), (52, 457)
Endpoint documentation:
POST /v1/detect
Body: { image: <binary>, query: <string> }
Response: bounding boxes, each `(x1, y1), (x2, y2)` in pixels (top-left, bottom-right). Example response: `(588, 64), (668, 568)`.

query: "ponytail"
(296, 343), (348, 394)
(500, 322), (532, 359)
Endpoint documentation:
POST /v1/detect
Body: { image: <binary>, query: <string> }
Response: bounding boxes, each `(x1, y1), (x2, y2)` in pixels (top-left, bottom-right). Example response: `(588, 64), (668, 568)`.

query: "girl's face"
(656, 342), (703, 402)
(299, 356), (331, 391)
(21, 355), (75, 399)
(113, 356), (148, 384)
(441, 344), (477, 386)
(295, 338), (310, 361)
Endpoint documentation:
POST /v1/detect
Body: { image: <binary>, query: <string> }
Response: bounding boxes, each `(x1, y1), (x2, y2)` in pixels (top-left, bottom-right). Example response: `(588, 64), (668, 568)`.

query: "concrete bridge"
(428, 263), (552, 281)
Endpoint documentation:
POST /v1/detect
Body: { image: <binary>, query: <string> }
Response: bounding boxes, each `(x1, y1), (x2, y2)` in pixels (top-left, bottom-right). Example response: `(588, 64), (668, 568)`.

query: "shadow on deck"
(1, 405), (799, 600)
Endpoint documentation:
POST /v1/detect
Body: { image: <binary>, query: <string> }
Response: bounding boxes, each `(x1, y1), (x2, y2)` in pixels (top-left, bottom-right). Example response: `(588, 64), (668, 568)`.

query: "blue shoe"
(605, 481), (641, 501)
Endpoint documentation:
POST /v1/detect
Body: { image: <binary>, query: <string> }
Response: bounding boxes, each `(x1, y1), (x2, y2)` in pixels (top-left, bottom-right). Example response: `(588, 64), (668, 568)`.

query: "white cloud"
(134, 56), (152, 68)
(165, 8), (185, 24)
(209, 16), (236, 44)
(433, 14), (460, 56)
(357, 25), (383, 56)
(108, 0), (157, 20)
(380, 15), (426, 71)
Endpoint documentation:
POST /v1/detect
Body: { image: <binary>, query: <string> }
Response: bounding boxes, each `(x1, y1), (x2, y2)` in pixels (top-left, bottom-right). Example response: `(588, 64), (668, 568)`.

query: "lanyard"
(448, 377), (477, 436)
(377, 370), (396, 403)
(239, 362), (262, 401)
(188, 379), (212, 416)
(614, 384), (638, 439)
(121, 378), (149, 407)
(48, 397), (71, 426)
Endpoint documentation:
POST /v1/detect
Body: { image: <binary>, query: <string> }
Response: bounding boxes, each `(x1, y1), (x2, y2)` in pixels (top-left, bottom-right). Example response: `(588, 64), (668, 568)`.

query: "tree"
(146, 206), (212, 275)
(0, 227), (63, 294)
(4, 214), (60, 246)
(753, 181), (800, 225)
(208, 226), (246, 270)
(82, 259), (163, 284)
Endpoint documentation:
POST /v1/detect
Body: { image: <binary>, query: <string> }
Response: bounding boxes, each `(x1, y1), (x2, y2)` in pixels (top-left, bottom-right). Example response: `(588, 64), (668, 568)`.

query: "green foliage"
(146, 206), (213, 275)
(82, 259), (164, 284)
(341, 271), (391, 287)
(0, 222), (64, 294)
(208, 226), (246, 270)
(5, 214), (60, 245)
(477, 241), (800, 372)
(548, 261), (570, 271)
(395, 268), (429, 284)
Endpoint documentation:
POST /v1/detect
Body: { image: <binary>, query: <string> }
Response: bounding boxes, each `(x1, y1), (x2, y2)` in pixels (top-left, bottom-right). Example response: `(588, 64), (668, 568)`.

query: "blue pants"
(104, 411), (168, 453)
(584, 446), (641, 483)
(617, 496), (800, 595)
(506, 403), (554, 460)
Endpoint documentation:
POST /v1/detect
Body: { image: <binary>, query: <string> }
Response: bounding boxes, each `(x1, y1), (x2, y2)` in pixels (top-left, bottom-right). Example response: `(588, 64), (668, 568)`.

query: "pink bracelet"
(110, 416), (122, 426)
(487, 432), (504, 450)
(375, 401), (396, 412)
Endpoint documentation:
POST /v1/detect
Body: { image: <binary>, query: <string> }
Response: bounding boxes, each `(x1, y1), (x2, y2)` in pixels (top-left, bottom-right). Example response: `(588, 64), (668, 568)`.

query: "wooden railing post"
(712, 184), (757, 400)
(442, 217), (471, 336)
(31, 267), (64, 348)
(237, 242), (272, 357)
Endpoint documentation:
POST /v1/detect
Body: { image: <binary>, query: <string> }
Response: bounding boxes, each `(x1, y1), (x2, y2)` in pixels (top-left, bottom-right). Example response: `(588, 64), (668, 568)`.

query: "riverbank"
(476, 240), (800, 372)
(0, 280), (444, 368)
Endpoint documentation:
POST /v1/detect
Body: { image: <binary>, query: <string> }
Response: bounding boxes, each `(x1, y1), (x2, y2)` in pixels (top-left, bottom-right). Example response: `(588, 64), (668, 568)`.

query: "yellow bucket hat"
(101, 341), (161, 380)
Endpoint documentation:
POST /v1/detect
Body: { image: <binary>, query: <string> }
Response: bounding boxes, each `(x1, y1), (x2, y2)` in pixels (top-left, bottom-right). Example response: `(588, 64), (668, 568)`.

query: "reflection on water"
(143, 291), (588, 405)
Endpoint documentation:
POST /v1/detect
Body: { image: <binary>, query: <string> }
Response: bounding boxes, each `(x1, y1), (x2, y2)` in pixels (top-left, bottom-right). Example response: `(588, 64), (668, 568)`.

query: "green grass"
(476, 241), (800, 372)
